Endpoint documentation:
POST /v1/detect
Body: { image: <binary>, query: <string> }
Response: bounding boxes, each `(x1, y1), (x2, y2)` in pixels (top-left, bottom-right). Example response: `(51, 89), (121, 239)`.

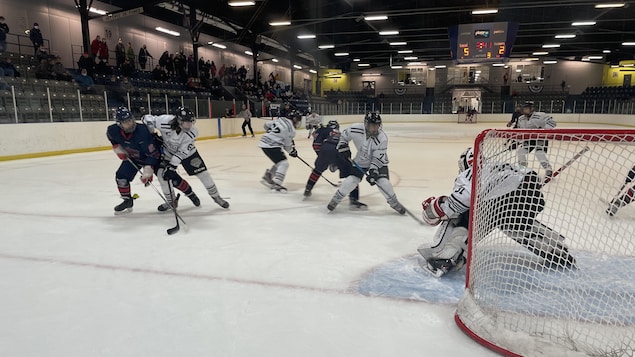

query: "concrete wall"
(1, 114), (633, 159)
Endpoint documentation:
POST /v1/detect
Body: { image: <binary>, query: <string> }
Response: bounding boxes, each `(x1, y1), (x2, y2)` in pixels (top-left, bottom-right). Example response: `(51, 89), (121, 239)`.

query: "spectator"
(90, 35), (101, 58)
(29, 22), (44, 55)
(121, 58), (135, 78)
(36, 47), (50, 63)
(115, 38), (125, 69)
(0, 16), (9, 53)
(99, 37), (109, 63)
(0, 57), (18, 77)
(159, 51), (169, 70)
(186, 77), (204, 92)
(75, 68), (95, 94)
(151, 64), (166, 81)
(210, 60), (216, 78)
(125, 42), (135, 68)
(94, 57), (111, 77)
(138, 44), (152, 70)
(35, 58), (54, 79)
(51, 56), (72, 81)
(77, 51), (94, 77)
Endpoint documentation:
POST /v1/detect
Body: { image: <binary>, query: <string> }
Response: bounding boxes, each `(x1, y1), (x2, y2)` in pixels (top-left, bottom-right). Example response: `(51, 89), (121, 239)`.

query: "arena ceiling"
(99, 0), (635, 71)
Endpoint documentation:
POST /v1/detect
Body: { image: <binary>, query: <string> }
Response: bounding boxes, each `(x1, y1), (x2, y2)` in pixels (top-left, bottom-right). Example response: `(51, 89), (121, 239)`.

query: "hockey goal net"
(458, 111), (478, 124)
(456, 129), (635, 357)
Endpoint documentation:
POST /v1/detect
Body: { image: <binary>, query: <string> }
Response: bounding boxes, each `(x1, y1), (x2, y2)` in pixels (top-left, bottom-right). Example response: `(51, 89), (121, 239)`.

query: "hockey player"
(516, 101), (556, 176)
(328, 112), (406, 214)
(142, 107), (229, 210)
(107, 106), (161, 214)
(259, 110), (302, 192)
(304, 120), (367, 209)
(606, 165), (635, 216)
(418, 147), (575, 277)
(305, 111), (322, 139)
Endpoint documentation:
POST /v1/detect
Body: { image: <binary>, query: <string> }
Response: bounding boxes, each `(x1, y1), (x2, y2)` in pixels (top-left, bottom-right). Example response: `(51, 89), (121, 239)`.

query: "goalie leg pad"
(503, 220), (575, 269)
(418, 220), (468, 276)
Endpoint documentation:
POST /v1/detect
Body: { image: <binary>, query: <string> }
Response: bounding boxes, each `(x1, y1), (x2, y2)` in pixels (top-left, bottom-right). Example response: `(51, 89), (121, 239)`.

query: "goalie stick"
(295, 155), (340, 187)
(349, 159), (425, 225)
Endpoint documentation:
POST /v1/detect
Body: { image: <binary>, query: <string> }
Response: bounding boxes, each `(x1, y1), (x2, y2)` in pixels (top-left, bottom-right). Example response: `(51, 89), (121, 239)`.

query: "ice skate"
(187, 192), (201, 207)
(213, 196), (230, 208)
(349, 198), (368, 211)
(327, 198), (339, 211)
(157, 195), (180, 212)
(271, 183), (287, 193)
(260, 169), (275, 188)
(390, 201), (406, 215)
(114, 197), (133, 214)
(303, 187), (312, 197)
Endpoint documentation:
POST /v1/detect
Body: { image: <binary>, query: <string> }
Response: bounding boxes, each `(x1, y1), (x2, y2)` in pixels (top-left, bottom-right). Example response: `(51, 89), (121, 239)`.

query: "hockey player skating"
(107, 106), (161, 214)
(305, 111), (322, 139)
(328, 112), (405, 214)
(606, 165), (635, 216)
(142, 107), (229, 210)
(259, 111), (302, 192)
(418, 147), (575, 278)
(516, 101), (556, 176)
(304, 120), (367, 210)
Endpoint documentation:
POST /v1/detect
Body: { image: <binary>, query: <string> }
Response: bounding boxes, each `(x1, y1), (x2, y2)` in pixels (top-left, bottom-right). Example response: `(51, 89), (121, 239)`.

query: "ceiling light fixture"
(212, 43), (227, 49)
(362, 73), (381, 76)
(353, 58), (360, 62)
(269, 21), (291, 26)
(379, 30), (399, 36)
(89, 7), (107, 15)
(156, 27), (180, 36)
(357, 63), (370, 67)
(471, 9), (498, 15)
(543, 60), (558, 64)
(364, 15), (388, 21)
(271, 58), (279, 62)
(293, 65), (302, 69)
(404, 56), (418, 60)
(434, 65), (446, 68)
(603, 49), (611, 53)
(622, 42), (635, 46)
(309, 69), (317, 73)
(245, 50), (253, 56)
(572, 21), (596, 26)
(588, 55), (603, 59)
(297, 34), (316, 39)
(594, 3), (625, 8)
(542, 44), (561, 48)
(391, 65), (403, 69)
(318, 44), (335, 49)
(492, 63), (506, 66)
(533, 51), (549, 55)
(389, 42), (407, 46)
(555, 34), (576, 39)
(397, 50), (413, 54)
(334, 52), (349, 56)
(228, 1), (255, 6)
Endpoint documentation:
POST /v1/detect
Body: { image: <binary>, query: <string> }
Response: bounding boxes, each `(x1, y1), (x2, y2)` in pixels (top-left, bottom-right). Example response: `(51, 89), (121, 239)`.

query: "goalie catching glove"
(140, 165), (154, 186)
(421, 196), (448, 226)
(366, 168), (380, 186)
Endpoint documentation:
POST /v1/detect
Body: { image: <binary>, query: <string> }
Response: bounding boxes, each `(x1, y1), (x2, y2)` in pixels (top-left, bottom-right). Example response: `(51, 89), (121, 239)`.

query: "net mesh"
(455, 129), (635, 356)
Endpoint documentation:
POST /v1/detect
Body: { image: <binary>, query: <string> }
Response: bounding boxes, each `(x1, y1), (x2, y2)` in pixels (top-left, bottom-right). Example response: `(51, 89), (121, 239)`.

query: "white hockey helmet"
(458, 147), (474, 172)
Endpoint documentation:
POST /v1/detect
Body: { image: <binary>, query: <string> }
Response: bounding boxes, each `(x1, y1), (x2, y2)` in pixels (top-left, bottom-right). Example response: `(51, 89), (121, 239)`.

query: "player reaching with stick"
(606, 165), (635, 216)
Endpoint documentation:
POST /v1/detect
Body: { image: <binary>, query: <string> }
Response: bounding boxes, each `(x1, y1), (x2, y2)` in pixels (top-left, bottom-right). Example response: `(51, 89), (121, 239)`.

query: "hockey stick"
(295, 155), (339, 187)
(126, 159), (187, 227)
(349, 159), (425, 225)
(165, 180), (180, 235)
(542, 146), (590, 185)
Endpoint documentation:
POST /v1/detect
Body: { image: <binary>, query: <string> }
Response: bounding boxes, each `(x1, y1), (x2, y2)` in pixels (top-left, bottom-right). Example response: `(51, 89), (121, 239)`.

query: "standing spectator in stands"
(29, 23), (43, 55)
(210, 60), (216, 78)
(99, 37), (109, 63)
(94, 57), (111, 76)
(138, 44), (152, 71)
(90, 35), (101, 58)
(121, 58), (135, 78)
(75, 68), (95, 94)
(77, 51), (94, 78)
(125, 42), (135, 68)
(159, 51), (169, 70)
(0, 16), (9, 53)
(239, 103), (254, 137)
(115, 38), (125, 69)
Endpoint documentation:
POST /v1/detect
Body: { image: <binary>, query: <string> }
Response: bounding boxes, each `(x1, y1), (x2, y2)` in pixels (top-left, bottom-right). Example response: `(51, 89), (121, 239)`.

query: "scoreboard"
(448, 22), (519, 63)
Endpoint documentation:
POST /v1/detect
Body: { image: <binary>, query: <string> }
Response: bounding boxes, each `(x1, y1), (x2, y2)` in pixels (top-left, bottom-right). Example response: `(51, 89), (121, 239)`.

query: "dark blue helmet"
(174, 106), (196, 131)
(364, 112), (382, 136)
(115, 106), (136, 133)
(327, 120), (339, 129)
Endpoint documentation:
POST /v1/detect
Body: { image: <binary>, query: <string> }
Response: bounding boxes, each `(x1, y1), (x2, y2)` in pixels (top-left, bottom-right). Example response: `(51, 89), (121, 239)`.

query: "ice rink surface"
(0, 121), (625, 356)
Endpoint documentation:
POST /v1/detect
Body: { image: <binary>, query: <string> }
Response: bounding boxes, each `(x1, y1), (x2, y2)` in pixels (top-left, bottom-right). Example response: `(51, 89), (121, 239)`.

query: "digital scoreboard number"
(449, 22), (519, 63)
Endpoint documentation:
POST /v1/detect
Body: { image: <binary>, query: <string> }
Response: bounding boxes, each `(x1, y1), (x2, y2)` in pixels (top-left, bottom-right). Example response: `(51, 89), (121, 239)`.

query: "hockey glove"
(112, 144), (128, 160)
(289, 147), (298, 158)
(141, 165), (154, 186)
(366, 168), (380, 186)
(338, 143), (351, 160)
(162, 163), (178, 181)
(421, 196), (448, 226)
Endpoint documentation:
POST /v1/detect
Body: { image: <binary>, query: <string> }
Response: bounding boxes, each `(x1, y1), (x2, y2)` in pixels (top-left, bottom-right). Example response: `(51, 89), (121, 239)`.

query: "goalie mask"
(174, 107), (196, 132)
(364, 112), (382, 137)
(458, 147), (474, 172)
(115, 106), (136, 134)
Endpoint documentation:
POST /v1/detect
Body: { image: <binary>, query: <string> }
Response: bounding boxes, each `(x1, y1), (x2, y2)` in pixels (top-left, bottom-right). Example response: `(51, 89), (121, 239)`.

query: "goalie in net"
(417, 147), (576, 277)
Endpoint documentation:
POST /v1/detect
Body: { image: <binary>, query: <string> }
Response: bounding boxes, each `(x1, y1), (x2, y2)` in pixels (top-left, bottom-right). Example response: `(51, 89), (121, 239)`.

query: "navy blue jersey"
(312, 126), (340, 152)
(106, 123), (160, 167)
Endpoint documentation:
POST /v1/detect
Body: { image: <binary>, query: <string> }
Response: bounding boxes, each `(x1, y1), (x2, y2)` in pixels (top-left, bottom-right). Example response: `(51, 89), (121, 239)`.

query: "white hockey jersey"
(516, 111), (556, 129)
(258, 116), (296, 151)
(338, 123), (389, 171)
(142, 114), (198, 166)
(306, 113), (322, 127)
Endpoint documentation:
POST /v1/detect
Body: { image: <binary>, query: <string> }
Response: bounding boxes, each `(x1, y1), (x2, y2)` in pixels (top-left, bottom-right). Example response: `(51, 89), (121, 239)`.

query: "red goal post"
(455, 128), (635, 357)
